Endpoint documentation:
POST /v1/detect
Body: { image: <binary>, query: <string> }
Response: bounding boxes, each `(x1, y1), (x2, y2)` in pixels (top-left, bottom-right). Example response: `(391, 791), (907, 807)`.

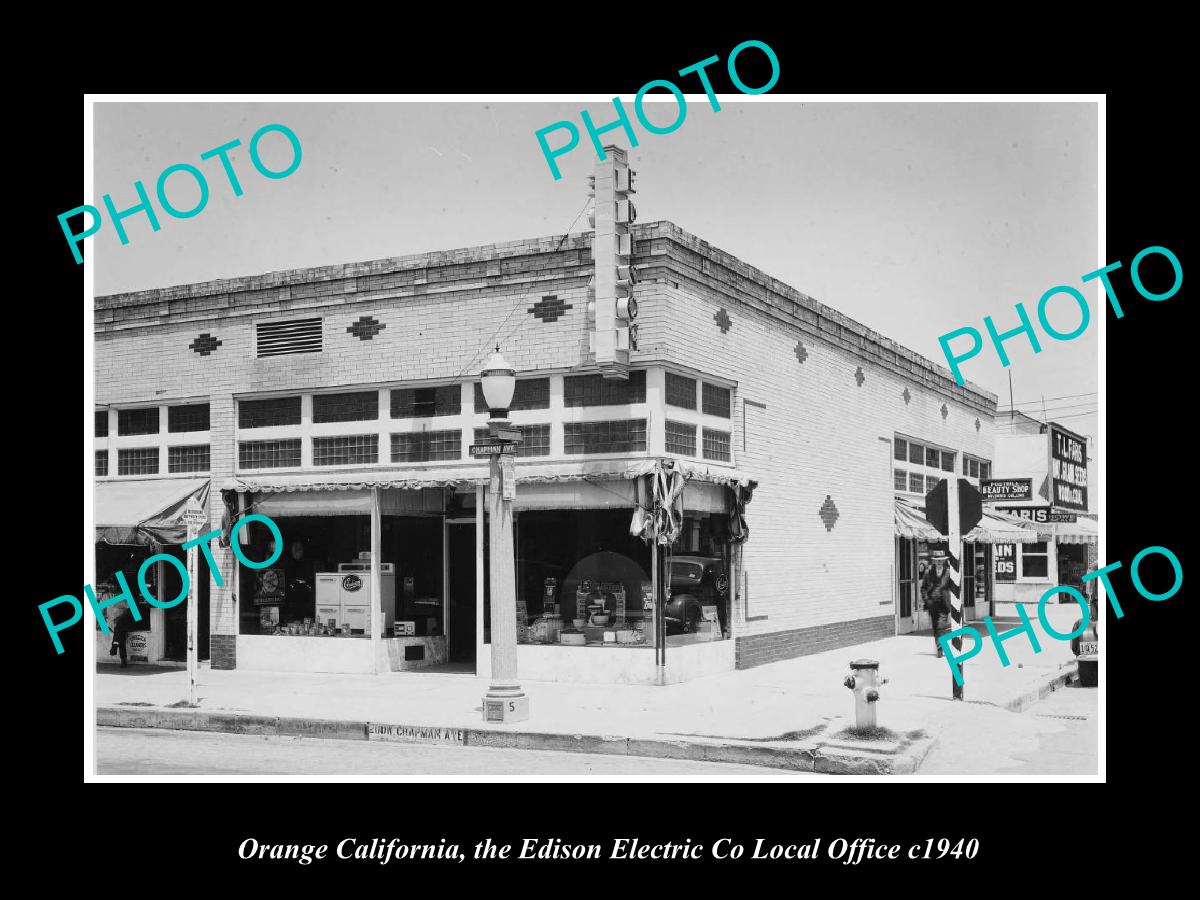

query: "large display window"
(513, 508), (653, 648)
(237, 514), (444, 639)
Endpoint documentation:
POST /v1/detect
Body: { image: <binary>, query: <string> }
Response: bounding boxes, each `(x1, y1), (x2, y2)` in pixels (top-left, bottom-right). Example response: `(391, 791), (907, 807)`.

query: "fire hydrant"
(843, 659), (887, 729)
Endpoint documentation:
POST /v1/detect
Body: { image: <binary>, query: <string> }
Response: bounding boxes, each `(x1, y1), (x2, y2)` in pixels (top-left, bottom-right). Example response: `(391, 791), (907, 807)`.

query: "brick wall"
(209, 633), (236, 670)
(735, 615), (894, 669)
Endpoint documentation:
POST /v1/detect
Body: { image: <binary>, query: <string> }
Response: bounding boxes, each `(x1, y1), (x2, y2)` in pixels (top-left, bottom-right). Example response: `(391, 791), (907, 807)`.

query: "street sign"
(925, 479), (983, 536)
(1049, 511), (1078, 523)
(997, 505), (1051, 524)
(980, 478), (1032, 502)
(489, 423), (524, 442)
(469, 442), (516, 457)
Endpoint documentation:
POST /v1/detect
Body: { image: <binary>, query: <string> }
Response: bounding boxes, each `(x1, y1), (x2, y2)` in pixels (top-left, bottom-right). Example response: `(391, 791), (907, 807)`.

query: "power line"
(997, 390), (1097, 408)
(456, 196), (594, 378)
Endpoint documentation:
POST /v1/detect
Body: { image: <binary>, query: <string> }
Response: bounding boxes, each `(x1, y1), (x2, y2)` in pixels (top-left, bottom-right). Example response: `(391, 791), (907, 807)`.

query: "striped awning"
(95, 478), (211, 546)
(895, 497), (1040, 544)
(222, 458), (754, 494)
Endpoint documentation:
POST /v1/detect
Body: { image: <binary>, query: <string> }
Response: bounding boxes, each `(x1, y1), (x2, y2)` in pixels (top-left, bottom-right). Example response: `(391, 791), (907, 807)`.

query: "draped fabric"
(727, 481), (757, 544)
(653, 464), (687, 546)
(629, 461), (733, 546)
(219, 488), (240, 548)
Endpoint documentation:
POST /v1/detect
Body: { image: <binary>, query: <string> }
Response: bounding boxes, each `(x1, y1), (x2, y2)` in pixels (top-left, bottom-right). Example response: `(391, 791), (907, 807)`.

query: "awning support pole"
(370, 487), (382, 675)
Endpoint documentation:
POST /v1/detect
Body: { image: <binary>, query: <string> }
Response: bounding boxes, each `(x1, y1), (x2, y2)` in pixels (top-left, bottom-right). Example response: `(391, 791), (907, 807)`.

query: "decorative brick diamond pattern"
(714, 308), (732, 333)
(854, 366), (865, 387)
(819, 495), (840, 531)
(528, 295), (572, 323)
(795, 341), (807, 364)
(902, 387), (911, 405)
(347, 316), (386, 341)
(189, 333), (221, 356)
(941, 403), (949, 420)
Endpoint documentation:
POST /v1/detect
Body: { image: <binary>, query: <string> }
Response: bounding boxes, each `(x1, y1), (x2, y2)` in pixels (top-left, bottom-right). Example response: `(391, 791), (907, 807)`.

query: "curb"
(96, 706), (934, 776)
(999, 661), (1079, 713)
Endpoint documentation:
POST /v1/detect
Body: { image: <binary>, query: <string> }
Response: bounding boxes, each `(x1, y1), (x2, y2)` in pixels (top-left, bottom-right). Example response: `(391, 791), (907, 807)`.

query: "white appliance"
(315, 563), (396, 635)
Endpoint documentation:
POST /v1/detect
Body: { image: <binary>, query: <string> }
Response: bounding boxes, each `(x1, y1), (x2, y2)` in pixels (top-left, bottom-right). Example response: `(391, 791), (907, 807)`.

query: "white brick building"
(94, 217), (998, 683)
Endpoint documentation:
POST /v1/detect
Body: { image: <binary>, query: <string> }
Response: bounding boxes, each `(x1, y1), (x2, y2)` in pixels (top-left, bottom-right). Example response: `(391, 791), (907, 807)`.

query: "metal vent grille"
(255, 317), (323, 358)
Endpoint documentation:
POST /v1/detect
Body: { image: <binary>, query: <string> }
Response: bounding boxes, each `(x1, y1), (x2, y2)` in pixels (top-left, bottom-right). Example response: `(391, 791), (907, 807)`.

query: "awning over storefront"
(1053, 515), (1099, 545)
(222, 459), (755, 494)
(95, 478), (211, 546)
(894, 497), (1040, 544)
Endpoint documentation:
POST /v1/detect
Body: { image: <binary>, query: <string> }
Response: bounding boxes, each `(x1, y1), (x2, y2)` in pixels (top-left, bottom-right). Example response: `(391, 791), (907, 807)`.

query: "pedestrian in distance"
(111, 603), (136, 669)
(922, 550), (953, 658)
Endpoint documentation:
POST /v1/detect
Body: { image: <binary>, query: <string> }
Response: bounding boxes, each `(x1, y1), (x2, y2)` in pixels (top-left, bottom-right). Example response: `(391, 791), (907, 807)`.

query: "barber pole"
(925, 476), (982, 702)
(945, 477), (965, 700)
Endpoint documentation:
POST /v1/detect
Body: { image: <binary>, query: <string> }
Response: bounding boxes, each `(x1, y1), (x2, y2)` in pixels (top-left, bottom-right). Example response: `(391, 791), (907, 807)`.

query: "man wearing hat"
(921, 549), (953, 657)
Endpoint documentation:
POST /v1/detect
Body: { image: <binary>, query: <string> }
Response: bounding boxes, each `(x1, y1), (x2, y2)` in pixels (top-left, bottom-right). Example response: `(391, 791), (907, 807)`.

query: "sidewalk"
(96, 631), (1078, 774)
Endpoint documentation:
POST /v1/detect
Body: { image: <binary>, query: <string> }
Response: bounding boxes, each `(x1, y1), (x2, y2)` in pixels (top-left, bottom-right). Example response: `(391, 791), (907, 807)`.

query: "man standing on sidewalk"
(922, 550), (952, 658)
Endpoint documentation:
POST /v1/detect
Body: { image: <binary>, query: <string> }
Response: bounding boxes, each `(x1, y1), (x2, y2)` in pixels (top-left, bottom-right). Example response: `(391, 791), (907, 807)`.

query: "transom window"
(391, 385), (461, 418)
(665, 420), (697, 456)
(563, 371), (645, 407)
(702, 383), (731, 418)
(391, 430), (461, 462)
(168, 445), (210, 473)
(666, 372), (697, 410)
(239, 396), (302, 429)
(702, 428), (731, 462)
(473, 379), (550, 413)
(168, 404), (210, 433)
(313, 435), (378, 466)
(473, 425), (550, 458)
(563, 419), (646, 454)
(239, 439), (301, 469)
(118, 408), (160, 436)
(118, 448), (159, 475)
(313, 391), (378, 423)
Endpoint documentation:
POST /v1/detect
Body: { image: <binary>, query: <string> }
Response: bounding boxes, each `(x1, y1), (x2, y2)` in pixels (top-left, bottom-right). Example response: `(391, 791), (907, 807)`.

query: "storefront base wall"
(210, 634), (236, 670)
(735, 615), (893, 670)
(478, 641), (735, 685)
(236, 635), (448, 674)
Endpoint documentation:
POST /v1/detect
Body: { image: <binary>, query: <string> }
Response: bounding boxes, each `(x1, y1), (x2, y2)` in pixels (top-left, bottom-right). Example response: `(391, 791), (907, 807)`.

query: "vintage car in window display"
(666, 556), (729, 637)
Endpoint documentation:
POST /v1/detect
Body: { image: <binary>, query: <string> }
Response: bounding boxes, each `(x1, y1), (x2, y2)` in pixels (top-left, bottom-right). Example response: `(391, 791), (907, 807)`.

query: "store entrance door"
(896, 538), (918, 634)
(446, 521), (476, 664)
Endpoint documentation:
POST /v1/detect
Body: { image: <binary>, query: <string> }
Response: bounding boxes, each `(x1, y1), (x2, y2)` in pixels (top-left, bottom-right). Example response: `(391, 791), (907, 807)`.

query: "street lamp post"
(479, 348), (529, 723)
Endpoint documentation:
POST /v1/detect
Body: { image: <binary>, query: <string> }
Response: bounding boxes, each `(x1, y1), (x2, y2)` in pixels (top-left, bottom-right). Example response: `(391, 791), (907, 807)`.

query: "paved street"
(920, 682), (1097, 775)
(96, 728), (801, 777)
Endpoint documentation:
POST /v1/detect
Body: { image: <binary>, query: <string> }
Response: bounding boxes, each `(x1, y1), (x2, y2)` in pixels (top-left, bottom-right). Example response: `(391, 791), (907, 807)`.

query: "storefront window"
(894, 469), (907, 492)
(701, 428), (731, 462)
(909, 472), (924, 493)
(666, 420), (697, 456)
(392, 430), (461, 462)
(168, 445), (210, 473)
(118, 447), (159, 475)
(1020, 541), (1049, 579)
(118, 407), (160, 436)
(563, 420), (646, 454)
(514, 509), (652, 648)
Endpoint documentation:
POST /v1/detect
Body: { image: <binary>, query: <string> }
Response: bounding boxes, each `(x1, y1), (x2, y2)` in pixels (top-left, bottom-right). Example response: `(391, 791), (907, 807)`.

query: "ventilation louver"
(256, 317), (323, 358)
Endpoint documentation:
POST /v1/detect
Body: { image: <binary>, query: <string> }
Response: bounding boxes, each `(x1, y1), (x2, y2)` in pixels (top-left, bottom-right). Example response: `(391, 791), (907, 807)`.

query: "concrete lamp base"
(482, 692), (530, 723)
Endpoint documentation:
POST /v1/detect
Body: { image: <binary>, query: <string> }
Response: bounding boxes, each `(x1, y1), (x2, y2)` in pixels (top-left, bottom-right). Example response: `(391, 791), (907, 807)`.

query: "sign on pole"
(469, 442), (516, 457)
(182, 498), (206, 707)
